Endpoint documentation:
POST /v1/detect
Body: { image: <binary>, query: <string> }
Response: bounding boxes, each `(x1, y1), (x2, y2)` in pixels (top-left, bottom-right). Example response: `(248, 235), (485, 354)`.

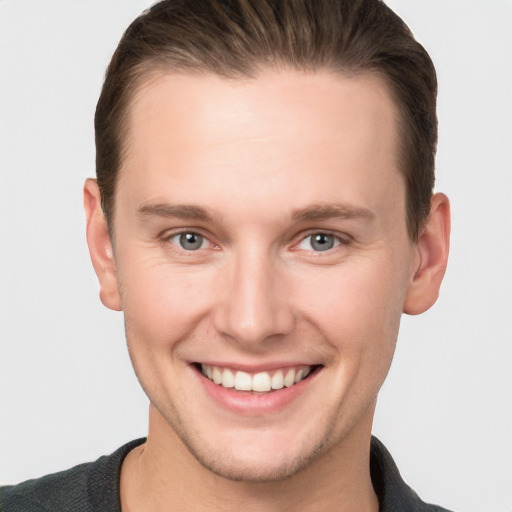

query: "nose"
(213, 250), (295, 348)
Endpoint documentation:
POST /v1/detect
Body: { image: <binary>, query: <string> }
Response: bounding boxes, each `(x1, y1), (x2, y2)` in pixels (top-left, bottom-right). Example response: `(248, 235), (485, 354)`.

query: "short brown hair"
(95, 0), (437, 240)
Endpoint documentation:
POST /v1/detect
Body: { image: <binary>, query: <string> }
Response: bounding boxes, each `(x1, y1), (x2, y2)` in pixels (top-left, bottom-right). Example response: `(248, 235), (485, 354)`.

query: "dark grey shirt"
(0, 437), (453, 511)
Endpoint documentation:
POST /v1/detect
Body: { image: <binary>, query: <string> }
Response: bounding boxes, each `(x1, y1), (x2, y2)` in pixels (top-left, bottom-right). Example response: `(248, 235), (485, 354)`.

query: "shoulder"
(370, 436), (456, 512)
(0, 461), (92, 512)
(0, 439), (145, 512)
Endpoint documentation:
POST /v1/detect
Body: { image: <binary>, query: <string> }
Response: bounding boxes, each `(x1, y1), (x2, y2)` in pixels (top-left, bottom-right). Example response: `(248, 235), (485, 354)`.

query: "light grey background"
(1, 1), (511, 511)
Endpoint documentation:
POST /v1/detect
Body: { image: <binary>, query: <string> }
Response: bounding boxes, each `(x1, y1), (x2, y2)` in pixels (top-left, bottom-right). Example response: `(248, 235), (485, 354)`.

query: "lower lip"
(192, 366), (321, 416)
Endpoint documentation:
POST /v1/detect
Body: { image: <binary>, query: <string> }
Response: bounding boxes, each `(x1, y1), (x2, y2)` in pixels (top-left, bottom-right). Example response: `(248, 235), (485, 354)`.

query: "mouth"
(197, 363), (320, 393)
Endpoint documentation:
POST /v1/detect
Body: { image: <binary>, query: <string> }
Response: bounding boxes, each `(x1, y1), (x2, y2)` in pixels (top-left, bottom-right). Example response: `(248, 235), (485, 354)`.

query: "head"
(85, 0), (449, 483)
(95, 0), (438, 242)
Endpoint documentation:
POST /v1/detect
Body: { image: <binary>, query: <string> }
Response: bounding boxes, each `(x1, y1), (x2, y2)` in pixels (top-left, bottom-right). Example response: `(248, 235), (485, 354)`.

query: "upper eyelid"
(169, 232), (207, 242)
(294, 229), (351, 244)
(160, 228), (216, 250)
(290, 231), (351, 253)
(162, 231), (220, 257)
(162, 227), (213, 241)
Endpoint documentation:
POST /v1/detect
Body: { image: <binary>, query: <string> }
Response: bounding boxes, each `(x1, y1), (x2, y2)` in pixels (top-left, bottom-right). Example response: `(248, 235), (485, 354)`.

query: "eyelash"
(165, 231), (216, 252)
(163, 229), (349, 254)
(294, 232), (347, 253)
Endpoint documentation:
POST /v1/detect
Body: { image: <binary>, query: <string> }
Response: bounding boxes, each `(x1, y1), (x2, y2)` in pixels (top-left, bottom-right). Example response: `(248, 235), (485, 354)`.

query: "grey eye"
(177, 232), (205, 250)
(297, 233), (341, 252)
(310, 233), (335, 251)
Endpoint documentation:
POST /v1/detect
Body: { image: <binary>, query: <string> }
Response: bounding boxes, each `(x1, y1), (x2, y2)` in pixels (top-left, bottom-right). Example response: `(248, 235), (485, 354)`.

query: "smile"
(200, 364), (313, 393)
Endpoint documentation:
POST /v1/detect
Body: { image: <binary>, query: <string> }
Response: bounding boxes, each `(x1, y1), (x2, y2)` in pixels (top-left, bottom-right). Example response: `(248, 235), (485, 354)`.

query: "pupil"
(312, 234), (334, 251)
(180, 233), (203, 250)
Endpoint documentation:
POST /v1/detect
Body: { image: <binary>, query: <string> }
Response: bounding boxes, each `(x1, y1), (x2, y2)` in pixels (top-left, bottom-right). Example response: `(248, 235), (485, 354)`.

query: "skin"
(84, 69), (450, 511)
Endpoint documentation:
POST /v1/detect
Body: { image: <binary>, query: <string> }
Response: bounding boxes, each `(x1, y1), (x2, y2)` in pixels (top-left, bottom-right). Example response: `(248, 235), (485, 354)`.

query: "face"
(108, 70), (419, 481)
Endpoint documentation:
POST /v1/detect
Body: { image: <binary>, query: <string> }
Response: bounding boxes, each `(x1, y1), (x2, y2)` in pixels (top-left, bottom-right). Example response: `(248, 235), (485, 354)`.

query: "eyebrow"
(137, 202), (373, 224)
(291, 203), (374, 222)
(137, 203), (214, 221)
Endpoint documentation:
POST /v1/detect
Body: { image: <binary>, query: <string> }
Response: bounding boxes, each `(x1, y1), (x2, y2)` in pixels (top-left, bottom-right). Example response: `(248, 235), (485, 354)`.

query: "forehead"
(125, 69), (398, 156)
(119, 69), (402, 223)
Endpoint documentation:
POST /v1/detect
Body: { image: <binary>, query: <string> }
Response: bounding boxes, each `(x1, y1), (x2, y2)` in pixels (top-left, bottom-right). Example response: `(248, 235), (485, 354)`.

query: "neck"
(120, 405), (379, 512)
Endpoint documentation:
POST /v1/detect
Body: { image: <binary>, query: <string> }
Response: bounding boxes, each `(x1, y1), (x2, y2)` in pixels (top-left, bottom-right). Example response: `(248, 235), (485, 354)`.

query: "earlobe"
(83, 178), (122, 311)
(403, 193), (451, 315)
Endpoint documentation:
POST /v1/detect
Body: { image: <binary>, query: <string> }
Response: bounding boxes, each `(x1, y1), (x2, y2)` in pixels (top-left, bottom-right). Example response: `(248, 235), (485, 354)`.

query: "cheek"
(296, 262), (405, 333)
(118, 258), (217, 350)
(118, 261), (218, 405)
(290, 253), (409, 379)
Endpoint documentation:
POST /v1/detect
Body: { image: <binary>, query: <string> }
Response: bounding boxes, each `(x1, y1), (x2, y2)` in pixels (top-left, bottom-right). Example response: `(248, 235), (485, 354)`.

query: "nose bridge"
(214, 246), (294, 346)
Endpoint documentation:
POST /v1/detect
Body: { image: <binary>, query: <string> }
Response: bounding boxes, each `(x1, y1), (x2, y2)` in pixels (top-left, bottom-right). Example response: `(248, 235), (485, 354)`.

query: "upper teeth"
(201, 364), (311, 392)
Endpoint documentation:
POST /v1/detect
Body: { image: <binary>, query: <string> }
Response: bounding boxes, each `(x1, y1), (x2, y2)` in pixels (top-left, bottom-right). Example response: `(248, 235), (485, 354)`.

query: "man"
(0, 0), (452, 510)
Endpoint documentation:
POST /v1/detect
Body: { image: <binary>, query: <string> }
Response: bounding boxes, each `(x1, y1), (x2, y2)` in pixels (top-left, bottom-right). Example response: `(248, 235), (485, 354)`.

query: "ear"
(403, 193), (451, 315)
(83, 178), (122, 311)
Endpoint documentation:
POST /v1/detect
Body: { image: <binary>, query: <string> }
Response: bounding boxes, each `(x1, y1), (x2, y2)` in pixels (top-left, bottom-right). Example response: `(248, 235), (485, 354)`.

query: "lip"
(196, 361), (315, 373)
(190, 363), (322, 416)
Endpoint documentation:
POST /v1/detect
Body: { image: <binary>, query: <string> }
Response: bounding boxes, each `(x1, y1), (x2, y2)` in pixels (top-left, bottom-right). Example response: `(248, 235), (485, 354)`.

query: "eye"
(297, 233), (342, 252)
(169, 232), (209, 251)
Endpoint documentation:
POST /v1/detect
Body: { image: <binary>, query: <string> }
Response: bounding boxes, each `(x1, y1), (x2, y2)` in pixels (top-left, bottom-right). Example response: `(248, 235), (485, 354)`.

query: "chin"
(185, 437), (329, 483)
(163, 405), (342, 483)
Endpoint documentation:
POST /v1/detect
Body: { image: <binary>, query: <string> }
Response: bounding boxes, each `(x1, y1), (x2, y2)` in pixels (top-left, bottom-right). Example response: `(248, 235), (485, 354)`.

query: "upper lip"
(192, 361), (321, 373)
